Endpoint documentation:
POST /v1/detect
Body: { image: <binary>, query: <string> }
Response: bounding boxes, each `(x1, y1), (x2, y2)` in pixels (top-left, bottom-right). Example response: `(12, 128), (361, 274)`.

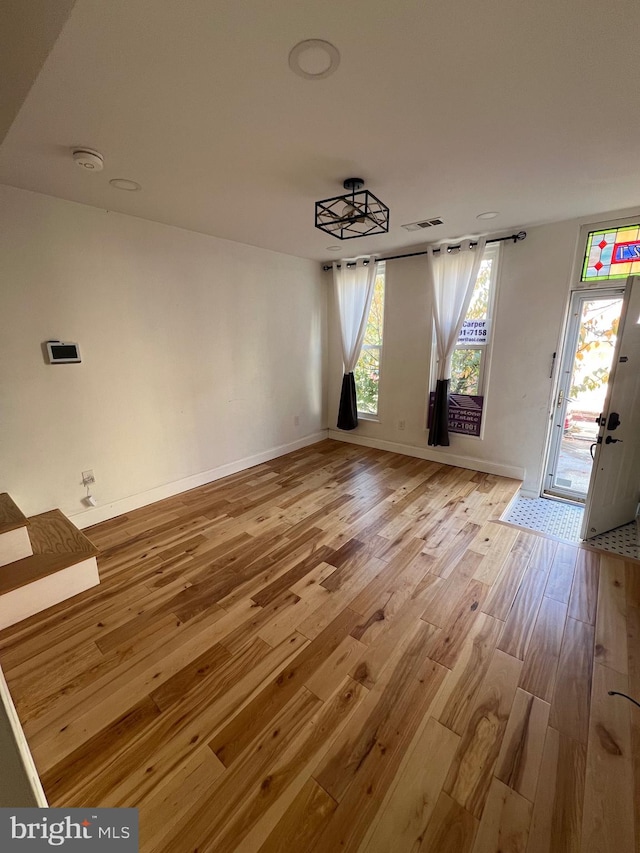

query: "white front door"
(544, 289), (623, 502)
(582, 276), (640, 538)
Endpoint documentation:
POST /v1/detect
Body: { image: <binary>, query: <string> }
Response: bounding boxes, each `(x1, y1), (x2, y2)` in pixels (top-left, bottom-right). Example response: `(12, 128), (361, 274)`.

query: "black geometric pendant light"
(315, 178), (390, 240)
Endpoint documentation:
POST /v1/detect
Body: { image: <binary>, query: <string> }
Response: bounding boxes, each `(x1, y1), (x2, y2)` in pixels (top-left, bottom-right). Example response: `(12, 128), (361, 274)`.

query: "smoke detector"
(72, 148), (104, 171)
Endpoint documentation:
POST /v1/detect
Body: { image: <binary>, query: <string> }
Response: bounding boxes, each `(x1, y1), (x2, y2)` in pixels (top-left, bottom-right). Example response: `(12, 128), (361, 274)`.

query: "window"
(354, 264), (386, 416)
(582, 223), (640, 282)
(450, 246), (499, 397)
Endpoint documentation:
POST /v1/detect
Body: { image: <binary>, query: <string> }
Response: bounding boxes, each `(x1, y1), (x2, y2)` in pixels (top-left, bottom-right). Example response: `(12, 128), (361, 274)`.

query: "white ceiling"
(1, 0), (639, 261)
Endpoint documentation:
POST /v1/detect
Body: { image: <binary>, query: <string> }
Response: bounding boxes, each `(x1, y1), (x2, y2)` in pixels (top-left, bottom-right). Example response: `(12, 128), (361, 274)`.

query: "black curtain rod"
(322, 230), (527, 270)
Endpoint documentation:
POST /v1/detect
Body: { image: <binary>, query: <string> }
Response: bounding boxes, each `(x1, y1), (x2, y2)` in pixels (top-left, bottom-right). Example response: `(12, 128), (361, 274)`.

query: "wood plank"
(495, 688), (550, 802)
(417, 791), (478, 853)
(549, 617), (594, 745)
(348, 538), (428, 616)
(36, 629), (299, 780)
(498, 567), (547, 660)
(304, 634), (366, 701)
(148, 642), (232, 711)
(24, 599), (258, 744)
(154, 687), (322, 852)
(429, 522), (483, 580)
(360, 717), (459, 853)
(209, 608), (361, 767)
(471, 525), (521, 586)
(518, 595), (566, 703)
(138, 747), (225, 852)
(250, 545), (335, 606)
(482, 542), (533, 622)
(220, 591), (302, 654)
(580, 663), (635, 853)
(567, 548), (600, 625)
(627, 602), (640, 853)
(28, 509), (99, 556)
(206, 678), (366, 853)
(471, 777), (532, 853)
(425, 579), (489, 669)
(348, 599), (432, 690)
(295, 556), (388, 641)
(526, 727), (586, 853)
(444, 649), (522, 819)
(434, 612), (505, 735)
(420, 550), (483, 628)
(313, 620), (444, 803)
(594, 554), (628, 675)
(309, 640), (447, 851)
(77, 635), (311, 810)
(255, 778), (337, 853)
(544, 543), (578, 604)
(41, 695), (162, 803)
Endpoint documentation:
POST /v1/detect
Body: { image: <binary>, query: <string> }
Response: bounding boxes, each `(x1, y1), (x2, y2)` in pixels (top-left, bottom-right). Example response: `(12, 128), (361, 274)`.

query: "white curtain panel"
(333, 257), (378, 373)
(427, 237), (487, 380)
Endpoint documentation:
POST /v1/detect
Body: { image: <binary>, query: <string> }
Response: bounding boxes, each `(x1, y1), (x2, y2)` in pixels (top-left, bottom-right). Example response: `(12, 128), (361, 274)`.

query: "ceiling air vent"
(401, 217), (444, 232)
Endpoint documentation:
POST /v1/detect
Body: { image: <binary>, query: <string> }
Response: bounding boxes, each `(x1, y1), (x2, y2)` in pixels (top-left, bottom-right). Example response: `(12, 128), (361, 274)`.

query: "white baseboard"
(518, 488), (539, 499)
(70, 431), (329, 528)
(328, 430), (525, 482)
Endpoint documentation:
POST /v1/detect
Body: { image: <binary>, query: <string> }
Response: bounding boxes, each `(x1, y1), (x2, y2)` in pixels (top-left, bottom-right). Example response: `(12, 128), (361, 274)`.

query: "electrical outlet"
(398, 420), (406, 431)
(294, 415), (300, 427)
(82, 470), (95, 486)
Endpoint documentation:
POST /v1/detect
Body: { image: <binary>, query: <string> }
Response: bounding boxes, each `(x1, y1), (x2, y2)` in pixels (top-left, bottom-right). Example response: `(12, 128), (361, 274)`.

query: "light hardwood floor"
(0, 440), (637, 852)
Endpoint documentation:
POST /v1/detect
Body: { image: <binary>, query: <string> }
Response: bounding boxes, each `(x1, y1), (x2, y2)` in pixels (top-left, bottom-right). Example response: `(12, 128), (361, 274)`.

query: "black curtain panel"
(337, 372), (358, 430)
(428, 378), (450, 446)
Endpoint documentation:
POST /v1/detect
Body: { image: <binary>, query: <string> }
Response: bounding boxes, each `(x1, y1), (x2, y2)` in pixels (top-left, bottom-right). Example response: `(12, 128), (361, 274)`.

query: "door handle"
(590, 442), (597, 459)
(607, 411), (621, 430)
(605, 435), (623, 444)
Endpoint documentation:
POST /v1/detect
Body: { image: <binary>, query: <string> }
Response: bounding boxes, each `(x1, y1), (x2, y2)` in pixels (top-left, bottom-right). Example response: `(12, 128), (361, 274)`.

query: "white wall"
(327, 213), (636, 494)
(0, 185), (327, 523)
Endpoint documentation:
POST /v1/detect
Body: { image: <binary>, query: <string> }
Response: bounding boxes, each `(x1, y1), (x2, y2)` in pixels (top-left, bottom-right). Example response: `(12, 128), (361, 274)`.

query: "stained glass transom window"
(582, 224), (640, 281)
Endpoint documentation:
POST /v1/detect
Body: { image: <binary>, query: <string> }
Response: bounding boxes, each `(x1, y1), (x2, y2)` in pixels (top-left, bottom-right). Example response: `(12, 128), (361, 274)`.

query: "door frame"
(543, 285), (625, 502)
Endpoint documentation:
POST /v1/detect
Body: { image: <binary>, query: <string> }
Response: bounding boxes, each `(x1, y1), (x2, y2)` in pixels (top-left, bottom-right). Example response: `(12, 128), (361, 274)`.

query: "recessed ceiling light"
(109, 178), (142, 192)
(476, 211), (499, 220)
(289, 40), (340, 80)
(326, 245), (341, 251)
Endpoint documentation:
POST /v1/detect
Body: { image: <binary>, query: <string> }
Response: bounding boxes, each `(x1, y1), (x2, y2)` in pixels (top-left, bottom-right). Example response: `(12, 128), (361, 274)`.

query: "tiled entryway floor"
(503, 494), (639, 560)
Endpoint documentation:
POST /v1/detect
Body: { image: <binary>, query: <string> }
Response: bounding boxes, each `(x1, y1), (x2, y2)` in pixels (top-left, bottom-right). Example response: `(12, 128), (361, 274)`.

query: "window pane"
(451, 349), (481, 395)
(355, 346), (380, 414)
(466, 258), (492, 320)
(582, 224), (640, 281)
(356, 268), (385, 415)
(364, 273), (385, 346)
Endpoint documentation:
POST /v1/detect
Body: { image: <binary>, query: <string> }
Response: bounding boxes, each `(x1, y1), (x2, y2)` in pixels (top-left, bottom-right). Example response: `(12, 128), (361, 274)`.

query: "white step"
(0, 510), (100, 631)
(0, 494), (32, 567)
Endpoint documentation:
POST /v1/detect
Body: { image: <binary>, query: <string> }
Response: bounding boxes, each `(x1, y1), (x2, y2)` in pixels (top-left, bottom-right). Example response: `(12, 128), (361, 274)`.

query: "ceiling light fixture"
(72, 148), (104, 171)
(315, 178), (390, 240)
(289, 39), (340, 80)
(109, 178), (142, 192)
(476, 211), (499, 220)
